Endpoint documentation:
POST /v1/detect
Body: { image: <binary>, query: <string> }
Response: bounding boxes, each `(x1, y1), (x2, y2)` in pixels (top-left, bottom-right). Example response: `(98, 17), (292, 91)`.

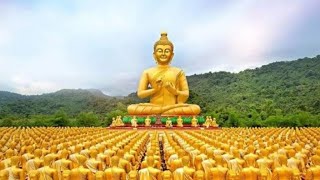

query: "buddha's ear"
(153, 53), (159, 64)
(168, 53), (174, 63)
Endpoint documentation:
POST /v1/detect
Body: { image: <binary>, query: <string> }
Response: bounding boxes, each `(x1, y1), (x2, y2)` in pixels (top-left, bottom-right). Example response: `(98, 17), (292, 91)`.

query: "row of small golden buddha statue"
(110, 116), (219, 128)
(0, 127), (320, 179)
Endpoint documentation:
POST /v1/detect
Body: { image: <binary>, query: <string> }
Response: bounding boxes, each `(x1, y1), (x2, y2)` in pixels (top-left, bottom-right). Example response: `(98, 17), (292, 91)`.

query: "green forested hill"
(187, 55), (320, 126)
(0, 89), (123, 116)
(188, 55), (320, 114)
(0, 55), (319, 127)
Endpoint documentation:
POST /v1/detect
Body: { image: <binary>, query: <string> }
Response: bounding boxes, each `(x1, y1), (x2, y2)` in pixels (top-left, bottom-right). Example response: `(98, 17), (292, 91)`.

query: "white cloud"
(11, 75), (59, 95)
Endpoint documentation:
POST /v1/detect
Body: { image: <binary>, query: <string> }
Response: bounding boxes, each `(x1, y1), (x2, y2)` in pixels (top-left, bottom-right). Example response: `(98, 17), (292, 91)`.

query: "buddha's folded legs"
(127, 103), (200, 115)
(161, 104), (200, 115)
(128, 104), (162, 115)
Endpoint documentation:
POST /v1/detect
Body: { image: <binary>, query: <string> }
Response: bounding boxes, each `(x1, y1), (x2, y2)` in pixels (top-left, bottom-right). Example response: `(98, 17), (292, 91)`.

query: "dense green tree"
(76, 112), (101, 127)
(0, 118), (13, 127)
(52, 109), (69, 127)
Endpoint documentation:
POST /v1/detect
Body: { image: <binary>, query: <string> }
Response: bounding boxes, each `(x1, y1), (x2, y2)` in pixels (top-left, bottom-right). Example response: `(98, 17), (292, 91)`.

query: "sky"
(0, 0), (319, 96)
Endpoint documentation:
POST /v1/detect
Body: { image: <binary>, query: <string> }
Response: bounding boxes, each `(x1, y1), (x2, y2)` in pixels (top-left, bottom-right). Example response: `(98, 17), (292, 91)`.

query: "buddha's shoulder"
(169, 66), (184, 73)
(144, 66), (183, 73)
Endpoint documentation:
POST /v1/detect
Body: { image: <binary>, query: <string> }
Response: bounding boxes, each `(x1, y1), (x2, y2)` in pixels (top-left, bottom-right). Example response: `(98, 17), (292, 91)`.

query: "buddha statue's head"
(181, 156), (191, 166)
(162, 170), (172, 180)
(111, 156), (120, 167)
(153, 32), (174, 65)
(146, 156), (155, 167)
(59, 149), (69, 159)
(29, 170), (39, 180)
(128, 170), (138, 180)
(117, 149), (125, 158)
(278, 154), (287, 166)
(214, 155), (224, 166)
(5, 149), (14, 158)
(10, 156), (20, 167)
(194, 170), (205, 180)
(77, 155), (87, 166)
(34, 149), (42, 158)
(89, 149), (98, 158)
(311, 155), (320, 166)
(44, 155), (54, 166)
(95, 171), (104, 180)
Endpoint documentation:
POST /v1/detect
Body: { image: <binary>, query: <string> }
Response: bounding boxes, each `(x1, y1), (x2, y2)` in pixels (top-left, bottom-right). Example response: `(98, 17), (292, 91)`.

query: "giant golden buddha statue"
(127, 32), (201, 115)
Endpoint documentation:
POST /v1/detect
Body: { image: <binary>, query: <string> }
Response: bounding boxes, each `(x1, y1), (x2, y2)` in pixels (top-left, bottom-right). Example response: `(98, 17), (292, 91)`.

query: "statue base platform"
(122, 115), (206, 124)
(109, 115), (219, 130)
(108, 125), (220, 130)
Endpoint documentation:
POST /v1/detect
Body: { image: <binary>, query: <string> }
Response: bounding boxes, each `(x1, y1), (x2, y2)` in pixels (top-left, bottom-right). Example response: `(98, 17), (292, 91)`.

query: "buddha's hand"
(164, 82), (178, 95)
(153, 78), (163, 92)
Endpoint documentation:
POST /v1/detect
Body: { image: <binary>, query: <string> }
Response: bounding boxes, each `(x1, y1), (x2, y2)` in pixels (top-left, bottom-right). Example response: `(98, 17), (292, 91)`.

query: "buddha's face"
(153, 44), (174, 65)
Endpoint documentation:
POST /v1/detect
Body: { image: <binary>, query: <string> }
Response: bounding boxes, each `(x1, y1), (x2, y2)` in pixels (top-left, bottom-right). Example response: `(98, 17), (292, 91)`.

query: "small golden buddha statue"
(28, 170), (40, 180)
(117, 149), (132, 173)
(211, 117), (219, 127)
(69, 145), (83, 168)
(131, 116), (138, 128)
(38, 156), (59, 180)
(53, 149), (72, 179)
(104, 156), (126, 180)
(256, 149), (273, 180)
(69, 155), (93, 180)
(166, 117), (173, 128)
(97, 145), (108, 170)
(145, 116), (151, 127)
(1, 156), (25, 180)
(243, 145), (258, 166)
(0, 149), (14, 170)
(177, 116), (183, 127)
(21, 145), (34, 171)
(123, 146), (136, 168)
(25, 149), (44, 174)
(127, 32), (201, 115)
(305, 155), (320, 180)
(110, 117), (117, 127)
(201, 150), (216, 179)
(287, 149), (303, 178)
(86, 149), (103, 173)
(0, 169), (8, 180)
(228, 149), (244, 176)
(173, 156), (195, 180)
(95, 171), (105, 180)
(240, 157), (261, 180)
(141, 150), (161, 169)
(81, 142), (92, 158)
(162, 170), (173, 180)
(191, 116), (199, 127)
(138, 156), (162, 180)
(169, 149), (185, 172)
(194, 170), (205, 180)
(203, 116), (211, 128)
(104, 142), (116, 158)
(211, 155), (229, 180)
(128, 170), (138, 180)
(272, 155), (294, 180)
(116, 116), (124, 126)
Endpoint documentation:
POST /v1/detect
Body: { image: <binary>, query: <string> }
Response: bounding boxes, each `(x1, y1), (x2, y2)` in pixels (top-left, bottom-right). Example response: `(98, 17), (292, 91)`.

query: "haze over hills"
(0, 55), (319, 126)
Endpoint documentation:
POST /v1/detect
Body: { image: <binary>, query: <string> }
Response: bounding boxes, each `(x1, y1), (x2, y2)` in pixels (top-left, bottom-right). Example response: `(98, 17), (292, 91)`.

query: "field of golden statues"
(0, 127), (319, 180)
